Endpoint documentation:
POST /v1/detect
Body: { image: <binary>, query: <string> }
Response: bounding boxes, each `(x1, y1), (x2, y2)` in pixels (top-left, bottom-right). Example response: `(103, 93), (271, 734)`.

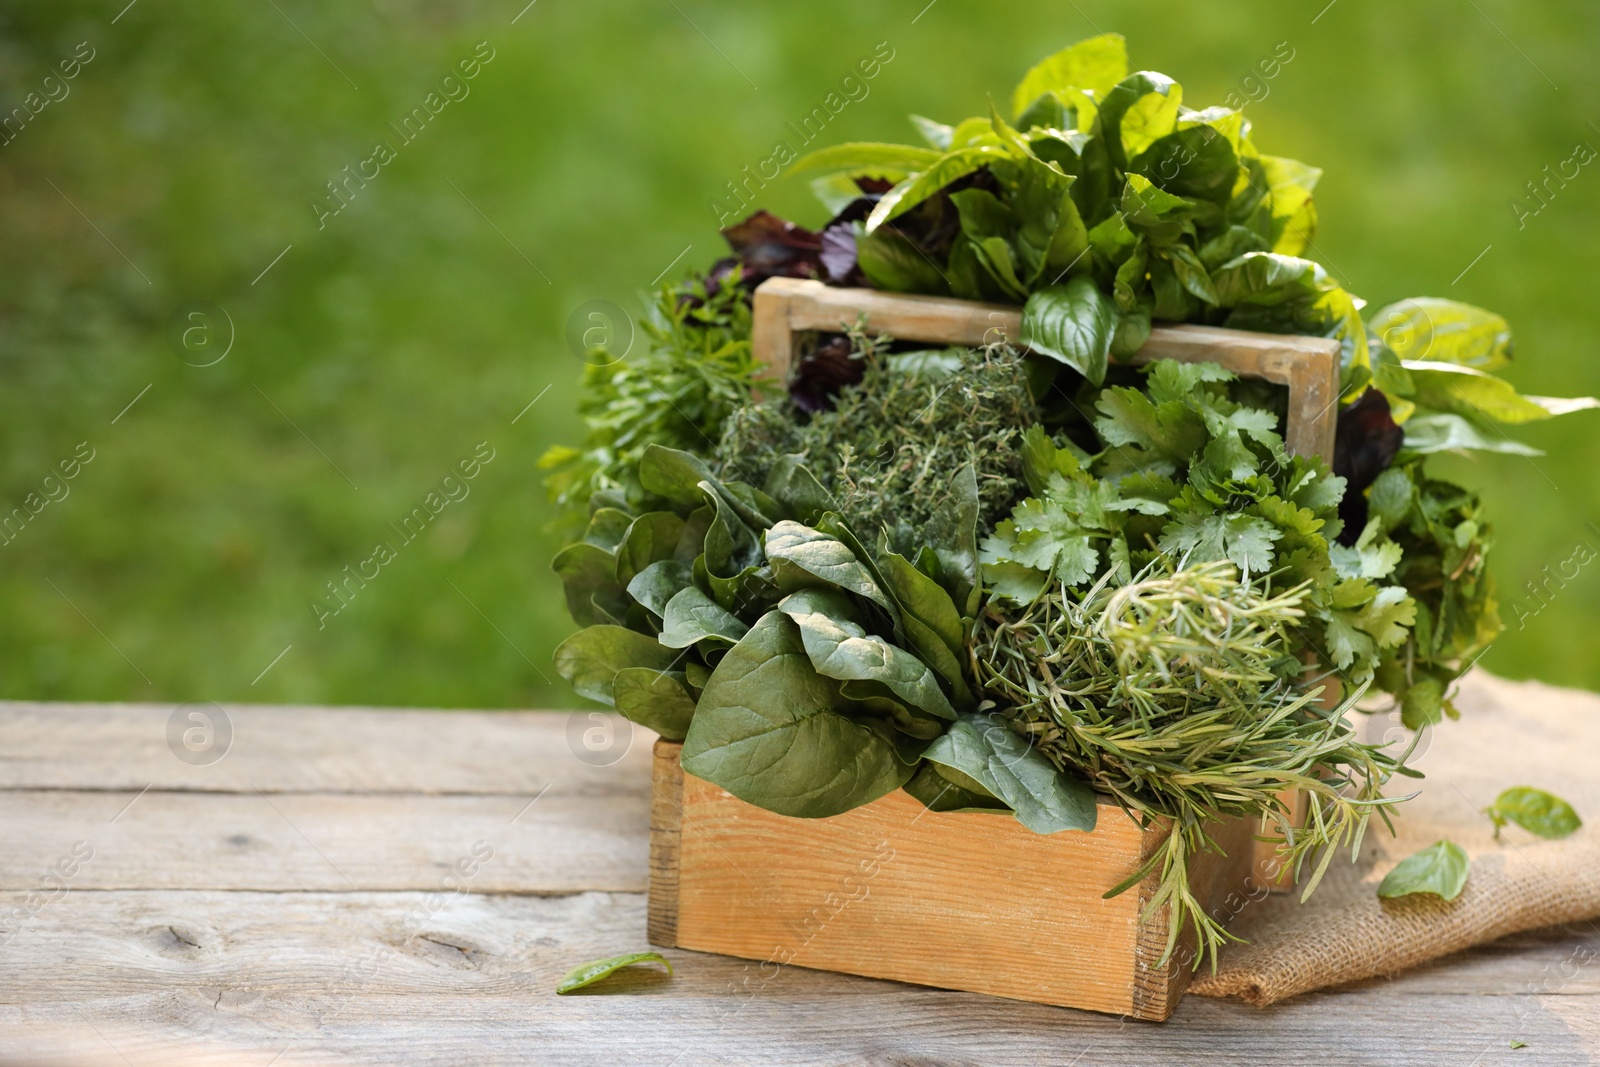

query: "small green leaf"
(1378, 840), (1470, 901)
(612, 668), (697, 741)
(765, 520), (895, 614)
(626, 560), (695, 618)
(866, 147), (1012, 233)
(1510, 1040), (1528, 1050)
(555, 951), (673, 994)
(1485, 786), (1582, 840)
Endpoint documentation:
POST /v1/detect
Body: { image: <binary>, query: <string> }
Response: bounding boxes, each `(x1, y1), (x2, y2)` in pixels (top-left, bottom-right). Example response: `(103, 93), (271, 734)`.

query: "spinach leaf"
(778, 588), (956, 722)
(924, 463), (982, 619)
(626, 559), (695, 618)
(551, 541), (629, 628)
(921, 713), (1097, 833)
(553, 625), (683, 706)
(903, 762), (1014, 814)
(615, 511), (686, 587)
(765, 520), (896, 614)
(1485, 786), (1582, 841)
(680, 612), (916, 817)
(1377, 840), (1470, 901)
(612, 667), (697, 741)
(658, 586), (749, 650)
(555, 951), (673, 995)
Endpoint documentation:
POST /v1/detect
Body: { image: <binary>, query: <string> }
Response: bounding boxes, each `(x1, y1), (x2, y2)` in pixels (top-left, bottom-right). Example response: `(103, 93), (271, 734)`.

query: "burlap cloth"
(1190, 670), (1600, 1006)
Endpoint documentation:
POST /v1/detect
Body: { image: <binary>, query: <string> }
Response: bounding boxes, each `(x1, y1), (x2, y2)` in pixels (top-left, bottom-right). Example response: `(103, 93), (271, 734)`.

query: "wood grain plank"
(0, 702), (651, 795)
(0, 789), (647, 893)
(0, 890), (1593, 1067)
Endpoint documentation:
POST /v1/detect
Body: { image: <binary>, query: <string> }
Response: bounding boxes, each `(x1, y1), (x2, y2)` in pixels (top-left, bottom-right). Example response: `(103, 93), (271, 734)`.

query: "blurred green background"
(2, 0), (1597, 709)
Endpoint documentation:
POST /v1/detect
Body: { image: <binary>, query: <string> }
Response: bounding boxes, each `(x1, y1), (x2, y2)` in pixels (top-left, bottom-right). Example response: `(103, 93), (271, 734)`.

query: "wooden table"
(2, 697), (1595, 1065)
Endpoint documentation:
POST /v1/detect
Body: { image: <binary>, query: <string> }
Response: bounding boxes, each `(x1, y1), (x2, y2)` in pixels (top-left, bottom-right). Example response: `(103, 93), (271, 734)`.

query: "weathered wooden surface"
(2, 693), (1597, 1065)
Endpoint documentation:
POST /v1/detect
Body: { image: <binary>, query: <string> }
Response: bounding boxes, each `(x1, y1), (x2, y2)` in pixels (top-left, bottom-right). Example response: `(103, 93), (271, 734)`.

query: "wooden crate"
(645, 279), (1343, 1018)
(649, 741), (1255, 1021)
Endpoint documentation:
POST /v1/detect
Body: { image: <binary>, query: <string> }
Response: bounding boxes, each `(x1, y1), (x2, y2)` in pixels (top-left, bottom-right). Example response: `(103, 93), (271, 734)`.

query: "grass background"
(2, 0), (1597, 710)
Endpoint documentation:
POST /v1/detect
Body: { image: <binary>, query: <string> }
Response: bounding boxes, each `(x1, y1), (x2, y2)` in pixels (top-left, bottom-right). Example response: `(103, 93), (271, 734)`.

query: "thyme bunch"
(973, 559), (1414, 970)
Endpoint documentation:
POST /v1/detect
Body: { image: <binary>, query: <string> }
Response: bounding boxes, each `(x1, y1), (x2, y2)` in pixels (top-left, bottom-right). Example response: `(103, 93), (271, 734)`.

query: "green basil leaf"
(866, 146), (1012, 234)
(1404, 362), (1600, 425)
(1377, 840), (1470, 901)
(1400, 412), (1542, 457)
(778, 588), (956, 722)
(921, 713), (1097, 834)
(909, 114), (954, 150)
(1369, 298), (1513, 371)
(681, 612), (916, 818)
(787, 141), (943, 177)
(856, 226), (951, 295)
(553, 625), (682, 706)
(1097, 71), (1182, 169)
(1485, 786), (1583, 840)
(555, 951), (673, 995)
(612, 668), (697, 741)
(1010, 33), (1128, 119)
(1021, 276), (1116, 385)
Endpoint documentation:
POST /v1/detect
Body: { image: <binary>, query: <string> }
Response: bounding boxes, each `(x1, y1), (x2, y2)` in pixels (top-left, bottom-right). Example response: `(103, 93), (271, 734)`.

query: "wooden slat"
(0, 890), (1593, 1067)
(754, 277), (1341, 461)
(0, 702), (651, 794)
(0, 789), (647, 893)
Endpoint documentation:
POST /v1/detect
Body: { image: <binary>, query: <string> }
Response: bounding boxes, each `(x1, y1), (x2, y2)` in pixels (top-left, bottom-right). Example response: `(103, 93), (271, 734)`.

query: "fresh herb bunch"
(973, 559), (1411, 968)
(788, 34), (1595, 467)
(718, 329), (1036, 547)
(539, 271), (763, 520)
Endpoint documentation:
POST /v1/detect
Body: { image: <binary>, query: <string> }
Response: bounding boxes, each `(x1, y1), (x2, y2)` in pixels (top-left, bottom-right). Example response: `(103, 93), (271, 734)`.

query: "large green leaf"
(615, 511), (686, 587)
(1010, 33), (1128, 119)
(1097, 71), (1182, 168)
(1377, 840), (1470, 901)
(638, 445), (720, 507)
(903, 762), (1013, 814)
(878, 551), (965, 661)
(921, 714), (1097, 833)
(612, 668), (697, 741)
(626, 559), (695, 618)
(1404, 361), (1600, 425)
(680, 612), (915, 818)
(1369, 298), (1512, 370)
(1021, 276), (1117, 385)
(866, 147), (1012, 234)
(553, 625), (682, 706)
(764, 520), (896, 613)
(778, 588), (955, 722)
(658, 586), (749, 650)
(787, 141), (943, 177)
(1400, 412), (1542, 456)
(856, 226), (951, 294)
(552, 542), (629, 628)
(762, 456), (841, 526)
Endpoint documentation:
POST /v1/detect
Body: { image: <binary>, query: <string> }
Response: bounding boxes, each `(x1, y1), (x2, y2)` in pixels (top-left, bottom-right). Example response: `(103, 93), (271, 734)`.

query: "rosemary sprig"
(973, 559), (1414, 971)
